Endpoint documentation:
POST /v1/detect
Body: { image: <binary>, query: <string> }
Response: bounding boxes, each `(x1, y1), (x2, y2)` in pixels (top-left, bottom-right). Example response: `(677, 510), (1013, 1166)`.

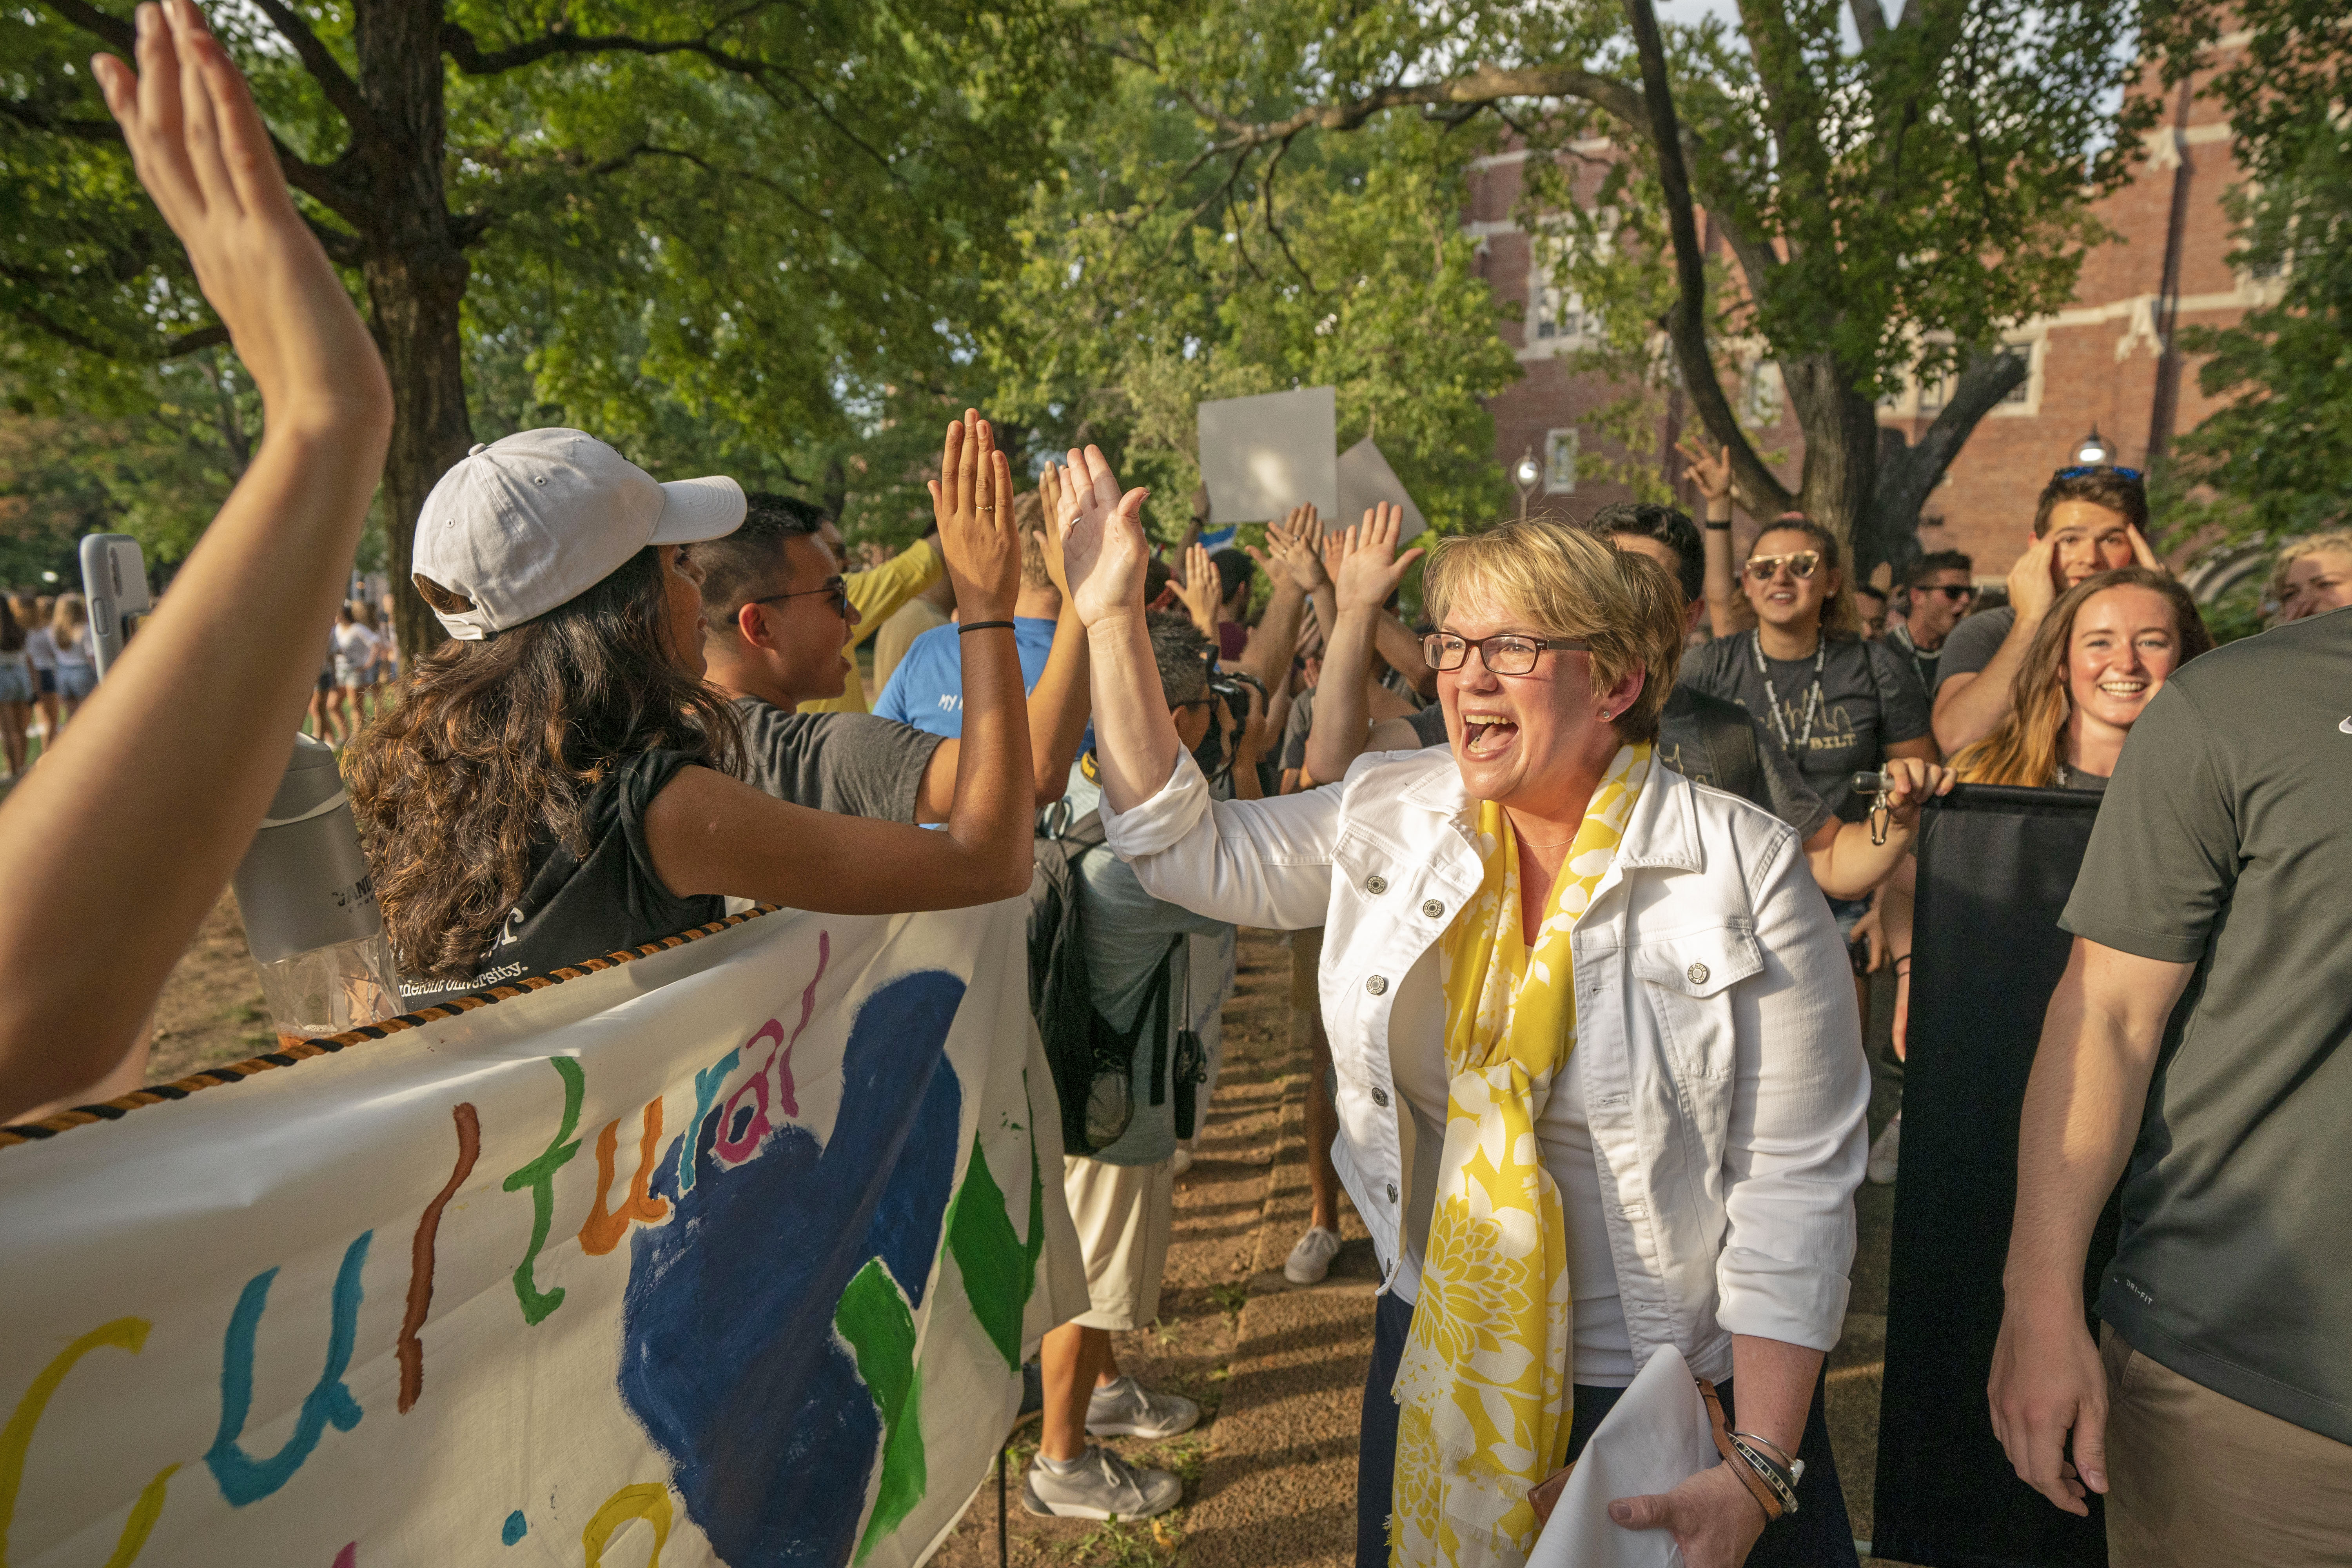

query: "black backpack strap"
(1686, 686), (1765, 809)
(1141, 933), (1183, 1107)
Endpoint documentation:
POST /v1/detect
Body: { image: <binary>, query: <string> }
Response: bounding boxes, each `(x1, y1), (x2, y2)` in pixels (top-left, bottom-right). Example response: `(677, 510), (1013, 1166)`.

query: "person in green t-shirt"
(1989, 606), (2352, 1563)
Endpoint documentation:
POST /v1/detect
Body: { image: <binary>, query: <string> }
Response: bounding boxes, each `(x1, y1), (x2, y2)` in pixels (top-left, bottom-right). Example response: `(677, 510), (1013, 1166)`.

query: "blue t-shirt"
(872, 615), (1057, 736)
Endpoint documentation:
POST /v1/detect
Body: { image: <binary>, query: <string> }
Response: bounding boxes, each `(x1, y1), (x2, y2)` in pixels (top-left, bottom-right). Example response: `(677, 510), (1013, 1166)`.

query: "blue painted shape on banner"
(679, 1047), (739, 1195)
(501, 1510), (528, 1545)
(619, 969), (966, 1567)
(206, 1230), (371, 1506)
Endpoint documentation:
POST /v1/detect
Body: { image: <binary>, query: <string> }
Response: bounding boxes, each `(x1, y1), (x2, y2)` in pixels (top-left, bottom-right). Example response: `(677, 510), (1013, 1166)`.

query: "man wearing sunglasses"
(1887, 550), (1975, 693)
(694, 493), (1094, 822)
(1933, 467), (2163, 754)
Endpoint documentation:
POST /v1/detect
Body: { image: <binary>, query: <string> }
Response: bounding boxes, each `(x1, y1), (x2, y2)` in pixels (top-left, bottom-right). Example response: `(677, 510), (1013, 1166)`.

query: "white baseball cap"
(411, 428), (746, 640)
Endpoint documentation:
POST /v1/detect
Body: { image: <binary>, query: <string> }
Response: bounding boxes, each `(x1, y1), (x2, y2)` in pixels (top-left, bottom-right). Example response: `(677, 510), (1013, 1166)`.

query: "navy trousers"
(1355, 1290), (1858, 1568)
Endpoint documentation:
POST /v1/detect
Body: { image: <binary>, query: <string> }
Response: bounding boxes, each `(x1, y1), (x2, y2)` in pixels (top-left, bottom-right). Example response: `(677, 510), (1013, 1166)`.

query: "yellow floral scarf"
(1390, 743), (1651, 1568)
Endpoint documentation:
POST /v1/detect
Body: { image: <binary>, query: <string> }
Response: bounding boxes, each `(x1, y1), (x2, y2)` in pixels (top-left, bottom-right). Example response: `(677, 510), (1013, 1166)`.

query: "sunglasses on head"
(746, 575), (853, 620)
(2053, 465), (2143, 481)
(1744, 550), (1822, 582)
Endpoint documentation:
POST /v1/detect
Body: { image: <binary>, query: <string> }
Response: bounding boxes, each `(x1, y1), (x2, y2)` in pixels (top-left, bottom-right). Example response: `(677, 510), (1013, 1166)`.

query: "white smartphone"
(79, 534), (152, 681)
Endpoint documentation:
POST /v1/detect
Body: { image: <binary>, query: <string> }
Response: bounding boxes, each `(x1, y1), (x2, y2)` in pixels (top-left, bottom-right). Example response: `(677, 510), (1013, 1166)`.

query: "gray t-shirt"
(730, 697), (941, 822)
(1063, 762), (1231, 1166)
(1681, 631), (1933, 820)
(2059, 609), (2352, 1443)
(1933, 605), (2016, 691)
(1281, 687), (1317, 773)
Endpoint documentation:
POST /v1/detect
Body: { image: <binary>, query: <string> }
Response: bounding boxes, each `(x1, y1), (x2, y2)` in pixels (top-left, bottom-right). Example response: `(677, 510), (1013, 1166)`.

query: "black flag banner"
(1873, 785), (2121, 1568)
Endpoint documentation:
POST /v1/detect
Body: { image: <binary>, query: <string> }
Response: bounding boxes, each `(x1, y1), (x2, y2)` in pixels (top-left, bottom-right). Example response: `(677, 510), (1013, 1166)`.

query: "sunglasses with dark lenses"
(1744, 550), (1823, 583)
(1921, 583), (1977, 602)
(1423, 632), (1588, 675)
(2053, 465), (2143, 481)
(749, 575), (854, 620)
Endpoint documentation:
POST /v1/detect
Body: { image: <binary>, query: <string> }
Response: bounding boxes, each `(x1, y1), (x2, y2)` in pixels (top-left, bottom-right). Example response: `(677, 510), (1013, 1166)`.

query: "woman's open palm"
(1055, 445), (1150, 628)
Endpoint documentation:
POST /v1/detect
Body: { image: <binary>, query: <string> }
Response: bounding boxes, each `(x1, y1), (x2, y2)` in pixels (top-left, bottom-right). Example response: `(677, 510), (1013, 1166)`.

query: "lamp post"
(1514, 446), (1543, 519)
(2073, 425), (2109, 466)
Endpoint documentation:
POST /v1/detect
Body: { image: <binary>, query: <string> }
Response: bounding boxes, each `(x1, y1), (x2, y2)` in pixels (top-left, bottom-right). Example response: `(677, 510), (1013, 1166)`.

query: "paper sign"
(1336, 436), (1429, 541)
(1198, 387), (1338, 523)
(0, 902), (1083, 1567)
(1525, 1343), (1719, 1568)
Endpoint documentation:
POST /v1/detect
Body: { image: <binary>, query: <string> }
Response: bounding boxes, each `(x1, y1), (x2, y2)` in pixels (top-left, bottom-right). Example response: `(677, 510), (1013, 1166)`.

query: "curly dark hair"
(348, 548), (742, 981)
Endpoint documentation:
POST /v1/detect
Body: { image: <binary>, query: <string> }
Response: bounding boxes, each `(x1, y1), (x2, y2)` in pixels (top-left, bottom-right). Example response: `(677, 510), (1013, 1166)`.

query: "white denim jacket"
(1098, 744), (1868, 1381)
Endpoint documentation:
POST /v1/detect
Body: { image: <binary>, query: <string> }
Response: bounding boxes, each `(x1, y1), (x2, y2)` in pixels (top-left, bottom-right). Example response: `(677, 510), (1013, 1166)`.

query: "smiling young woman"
(1949, 568), (2213, 791)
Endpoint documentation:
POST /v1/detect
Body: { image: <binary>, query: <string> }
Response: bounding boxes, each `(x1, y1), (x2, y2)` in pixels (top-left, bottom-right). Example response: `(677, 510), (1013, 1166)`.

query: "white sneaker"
(1867, 1113), (1901, 1185)
(1085, 1374), (1200, 1439)
(1171, 1147), (1194, 1177)
(1284, 1225), (1343, 1285)
(1022, 1445), (1183, 1520)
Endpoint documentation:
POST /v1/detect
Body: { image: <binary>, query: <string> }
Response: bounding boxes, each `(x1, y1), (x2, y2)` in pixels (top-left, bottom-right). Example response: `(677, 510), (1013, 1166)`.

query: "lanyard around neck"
(1751, 629), (1826, 757)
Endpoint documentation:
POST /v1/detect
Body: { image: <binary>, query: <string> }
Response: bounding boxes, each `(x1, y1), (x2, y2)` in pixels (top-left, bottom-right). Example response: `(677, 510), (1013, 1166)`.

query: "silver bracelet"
(1730, 1430), (1802, 1476)
(1730, 1436), (1803, 1517)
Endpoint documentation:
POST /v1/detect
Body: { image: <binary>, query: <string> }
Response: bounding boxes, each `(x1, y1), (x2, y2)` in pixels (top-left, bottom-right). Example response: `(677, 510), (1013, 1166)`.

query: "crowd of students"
(4, 10), (2348, 1568)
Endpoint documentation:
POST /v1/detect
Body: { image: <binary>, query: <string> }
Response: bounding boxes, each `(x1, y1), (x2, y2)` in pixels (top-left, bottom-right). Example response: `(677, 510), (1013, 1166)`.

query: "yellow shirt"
(799, 538), (942, 715)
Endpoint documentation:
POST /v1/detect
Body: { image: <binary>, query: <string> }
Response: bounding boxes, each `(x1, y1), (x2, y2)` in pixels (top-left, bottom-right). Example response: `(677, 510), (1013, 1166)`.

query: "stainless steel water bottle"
(231, 733), (401, 1045)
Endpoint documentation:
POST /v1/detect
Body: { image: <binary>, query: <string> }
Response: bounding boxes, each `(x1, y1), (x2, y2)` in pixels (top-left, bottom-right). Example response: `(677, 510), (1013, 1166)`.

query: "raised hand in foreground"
(0, 0), (393, 1124)
(1053, 445), (1152, 630)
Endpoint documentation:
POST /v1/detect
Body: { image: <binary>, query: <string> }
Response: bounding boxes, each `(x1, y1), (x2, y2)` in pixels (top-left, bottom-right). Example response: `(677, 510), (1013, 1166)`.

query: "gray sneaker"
(1086, 1374), (1201, 1439)
(1022, 1445), (1183, 1520)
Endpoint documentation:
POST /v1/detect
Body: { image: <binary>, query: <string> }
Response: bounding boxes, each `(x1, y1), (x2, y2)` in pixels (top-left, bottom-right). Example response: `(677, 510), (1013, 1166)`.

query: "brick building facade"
(1471, 45), (2269, 581)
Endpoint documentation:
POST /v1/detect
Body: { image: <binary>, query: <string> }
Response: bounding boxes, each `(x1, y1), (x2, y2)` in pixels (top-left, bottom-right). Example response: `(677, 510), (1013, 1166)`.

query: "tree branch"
(1625, 0), (1788, 515)
(438, 20), (909, 190)
(39, 0), (365, 219)
(162, 323), (231, 357)
(1848, 0), (1887, 49)
(246, 0), (385, 147)
(1189, 61), (1646, 155)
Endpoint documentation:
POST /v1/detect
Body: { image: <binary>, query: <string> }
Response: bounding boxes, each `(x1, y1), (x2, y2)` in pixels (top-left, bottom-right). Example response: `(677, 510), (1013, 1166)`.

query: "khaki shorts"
(2103, 1325), (2352, 1567)
(1063, 1154), (1175, 1332)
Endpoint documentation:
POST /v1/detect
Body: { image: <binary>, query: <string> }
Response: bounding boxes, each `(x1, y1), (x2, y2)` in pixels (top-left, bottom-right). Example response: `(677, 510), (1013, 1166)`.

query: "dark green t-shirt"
(2058, 608), (2352, 1442)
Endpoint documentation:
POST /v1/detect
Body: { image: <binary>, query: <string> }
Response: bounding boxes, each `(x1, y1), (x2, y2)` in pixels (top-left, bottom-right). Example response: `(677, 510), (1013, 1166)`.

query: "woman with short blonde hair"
(1058, 453), (1873, 1568)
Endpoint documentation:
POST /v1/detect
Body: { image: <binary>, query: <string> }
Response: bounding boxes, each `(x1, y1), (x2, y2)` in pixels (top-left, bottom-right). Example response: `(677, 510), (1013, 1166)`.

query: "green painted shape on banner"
(944, 1072), (1048, 1370)
(838, 1259), (925, 1563)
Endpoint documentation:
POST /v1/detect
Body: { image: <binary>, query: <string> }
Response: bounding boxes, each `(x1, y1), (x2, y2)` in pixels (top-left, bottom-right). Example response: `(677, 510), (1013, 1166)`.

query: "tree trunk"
(354, 0), (474, 661)
(364, 252), (474, 660)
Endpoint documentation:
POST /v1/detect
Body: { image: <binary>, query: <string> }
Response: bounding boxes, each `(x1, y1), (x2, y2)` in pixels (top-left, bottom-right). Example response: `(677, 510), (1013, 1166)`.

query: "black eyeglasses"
(1920, 584), (1977, 602)
(745, 576), (854, 621)
(2053, 465), (2143, 481)
(1423, 632), (1588, 675)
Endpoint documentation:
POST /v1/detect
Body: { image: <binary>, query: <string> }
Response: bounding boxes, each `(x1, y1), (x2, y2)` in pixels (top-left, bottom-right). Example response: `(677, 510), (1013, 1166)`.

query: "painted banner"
(0, 900), (1084, 1568)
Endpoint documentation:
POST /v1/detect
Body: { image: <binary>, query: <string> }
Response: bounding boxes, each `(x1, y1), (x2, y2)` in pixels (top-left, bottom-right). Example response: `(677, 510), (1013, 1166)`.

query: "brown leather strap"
(1698, 1378), (1782, 1523)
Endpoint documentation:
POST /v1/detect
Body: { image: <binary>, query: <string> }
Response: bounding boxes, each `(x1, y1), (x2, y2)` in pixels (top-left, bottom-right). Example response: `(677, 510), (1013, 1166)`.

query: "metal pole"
(997, 1446), (1008, 1568)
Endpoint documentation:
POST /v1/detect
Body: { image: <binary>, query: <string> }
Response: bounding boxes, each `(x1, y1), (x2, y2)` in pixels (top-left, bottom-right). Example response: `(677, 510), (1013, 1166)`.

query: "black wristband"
(958, 620), (1016, 635)
(1704, 519), (1732, 532)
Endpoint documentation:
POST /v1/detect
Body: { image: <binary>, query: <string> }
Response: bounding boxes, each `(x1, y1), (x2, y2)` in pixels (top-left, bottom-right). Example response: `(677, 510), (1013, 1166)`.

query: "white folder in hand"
(1526, 1343), (1719, 1568)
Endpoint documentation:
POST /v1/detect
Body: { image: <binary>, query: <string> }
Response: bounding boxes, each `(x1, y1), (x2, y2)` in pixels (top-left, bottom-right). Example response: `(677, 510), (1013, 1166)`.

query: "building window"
(1998, 342), (2034, 405)
(1544, 428), (1579, 494)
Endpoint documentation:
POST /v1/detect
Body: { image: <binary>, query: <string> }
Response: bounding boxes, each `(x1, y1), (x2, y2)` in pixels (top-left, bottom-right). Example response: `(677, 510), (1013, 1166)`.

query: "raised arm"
(1238, 505), (1321, 695)
(915, 463), (1091, 818)
(1304, 506), (1425, 786)
(1991, 939), (2190, 1516)
(649, 412), (1033, 909)
(0, 0), (394, 1124)
(1933, 535), (2056, 753)
(1683, 439), (1752, 637)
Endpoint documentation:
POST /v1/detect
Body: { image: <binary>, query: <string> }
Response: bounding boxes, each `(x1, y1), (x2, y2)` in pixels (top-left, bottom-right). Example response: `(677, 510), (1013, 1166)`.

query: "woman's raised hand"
(92, 0), (387, 429)
(1254, 504), (1329, 593)
(1053, 445), (1151, 628)
(1678, 437), (1734, 509)
(929, 411), (1020, 621)
(1331, 503), (1425, 613)
(1175, 542), (1221, 638)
